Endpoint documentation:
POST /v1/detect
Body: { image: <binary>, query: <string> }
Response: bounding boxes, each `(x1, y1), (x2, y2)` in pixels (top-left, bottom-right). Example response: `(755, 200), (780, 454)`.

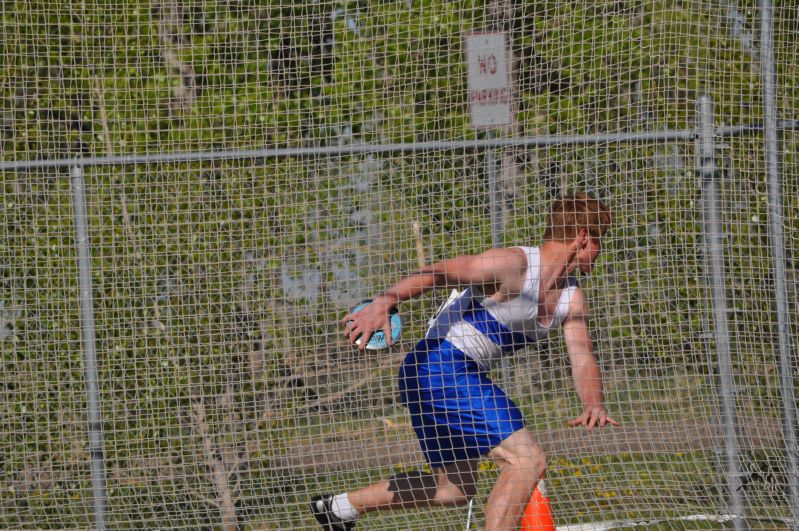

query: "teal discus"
(348, 300), (402, 350)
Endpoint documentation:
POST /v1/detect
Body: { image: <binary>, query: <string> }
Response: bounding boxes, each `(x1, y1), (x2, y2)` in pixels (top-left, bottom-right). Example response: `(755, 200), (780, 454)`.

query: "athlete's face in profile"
(577, 237), (602, 274)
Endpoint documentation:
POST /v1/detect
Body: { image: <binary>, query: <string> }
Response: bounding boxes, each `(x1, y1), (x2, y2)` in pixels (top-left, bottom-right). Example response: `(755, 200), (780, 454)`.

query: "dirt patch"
(272, 417), (784, 474)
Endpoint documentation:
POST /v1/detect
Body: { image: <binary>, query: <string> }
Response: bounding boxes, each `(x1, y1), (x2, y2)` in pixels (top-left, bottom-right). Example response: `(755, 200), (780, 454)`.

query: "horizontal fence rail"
(3, 123), (799, 171)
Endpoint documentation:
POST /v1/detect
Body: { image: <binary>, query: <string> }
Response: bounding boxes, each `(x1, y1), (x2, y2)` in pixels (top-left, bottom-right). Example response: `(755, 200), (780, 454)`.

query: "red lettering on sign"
(477, 54), (498, 75)
(468, 87), (510, 104)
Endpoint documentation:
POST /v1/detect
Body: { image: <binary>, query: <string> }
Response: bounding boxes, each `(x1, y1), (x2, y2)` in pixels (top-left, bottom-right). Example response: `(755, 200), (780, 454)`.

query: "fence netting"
(1, 1), (797, 529)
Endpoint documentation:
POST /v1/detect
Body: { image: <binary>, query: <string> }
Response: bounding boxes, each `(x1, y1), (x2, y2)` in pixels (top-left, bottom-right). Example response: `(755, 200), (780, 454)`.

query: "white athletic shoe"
(309, 494), (356, 530)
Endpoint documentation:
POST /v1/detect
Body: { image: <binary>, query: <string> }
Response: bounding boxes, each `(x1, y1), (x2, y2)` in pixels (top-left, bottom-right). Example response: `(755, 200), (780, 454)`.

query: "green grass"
(245, 448), (795, 530)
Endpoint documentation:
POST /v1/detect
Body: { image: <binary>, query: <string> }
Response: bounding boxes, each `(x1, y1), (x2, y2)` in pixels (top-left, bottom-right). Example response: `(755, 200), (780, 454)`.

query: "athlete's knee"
(491, 432), (547, 479)
(502, 451), (545, 480)
(456, 477), (479, 502)
(529, 453), (547, 479)
(388, 468), (477, 507)
(436, 475), (477, 506)
(439, 460), (480, 505)
(433, 483), (473, 507)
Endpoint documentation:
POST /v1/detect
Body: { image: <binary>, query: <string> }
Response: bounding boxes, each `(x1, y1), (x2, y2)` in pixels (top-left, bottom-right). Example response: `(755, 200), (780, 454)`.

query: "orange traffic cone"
(519, 479), (555, 530)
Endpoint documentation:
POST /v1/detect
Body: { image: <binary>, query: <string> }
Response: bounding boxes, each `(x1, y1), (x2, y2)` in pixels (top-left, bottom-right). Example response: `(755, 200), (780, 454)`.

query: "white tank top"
(427, 247), (579, 370)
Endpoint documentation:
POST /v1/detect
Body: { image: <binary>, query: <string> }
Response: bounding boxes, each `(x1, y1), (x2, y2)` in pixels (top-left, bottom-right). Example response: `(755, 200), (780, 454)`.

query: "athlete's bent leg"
(346, 458), (479, 515)
(485, 428), (546, 531)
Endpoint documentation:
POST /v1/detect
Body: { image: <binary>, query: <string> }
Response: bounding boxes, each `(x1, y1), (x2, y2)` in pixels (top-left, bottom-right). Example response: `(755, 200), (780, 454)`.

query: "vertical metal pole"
(759, 2), (799, 526)
(71, 165), (107, 531)
(486, 131), (512, 387)
(697, 96), (746, 529)
(486, 131), (504, 249)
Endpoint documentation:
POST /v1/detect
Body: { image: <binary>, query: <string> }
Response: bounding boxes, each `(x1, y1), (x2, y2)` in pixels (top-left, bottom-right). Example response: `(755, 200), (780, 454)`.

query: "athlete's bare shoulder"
(564, 284), (589, 321)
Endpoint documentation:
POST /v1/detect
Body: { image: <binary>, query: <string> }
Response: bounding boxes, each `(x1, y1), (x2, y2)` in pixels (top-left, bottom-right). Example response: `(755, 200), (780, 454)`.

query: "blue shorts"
(398, 338), (525, 467)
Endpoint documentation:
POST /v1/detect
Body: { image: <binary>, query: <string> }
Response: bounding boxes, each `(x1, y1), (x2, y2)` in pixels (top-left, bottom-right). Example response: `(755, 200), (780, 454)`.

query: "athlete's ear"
(576, 227), (590, 249)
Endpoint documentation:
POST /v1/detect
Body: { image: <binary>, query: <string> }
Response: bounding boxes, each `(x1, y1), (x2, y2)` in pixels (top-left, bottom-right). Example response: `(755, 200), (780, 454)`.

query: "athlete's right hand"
(341, 300), (394, 350)
(568, 405), (619, 431)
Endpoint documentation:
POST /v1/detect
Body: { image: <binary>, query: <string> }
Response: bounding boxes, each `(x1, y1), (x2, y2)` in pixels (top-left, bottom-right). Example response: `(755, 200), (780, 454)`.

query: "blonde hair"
(543, 193), (612, 242)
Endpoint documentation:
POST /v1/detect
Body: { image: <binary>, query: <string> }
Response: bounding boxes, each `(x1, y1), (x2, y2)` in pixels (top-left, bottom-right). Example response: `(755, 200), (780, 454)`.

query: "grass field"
(267, 448), (792, 530)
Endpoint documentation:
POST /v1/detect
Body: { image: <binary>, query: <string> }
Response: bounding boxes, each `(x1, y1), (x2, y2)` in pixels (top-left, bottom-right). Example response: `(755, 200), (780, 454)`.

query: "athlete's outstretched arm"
(413, 247), (527, 294)
(343, 247), (526, 349)
(562, 288), (619, 430)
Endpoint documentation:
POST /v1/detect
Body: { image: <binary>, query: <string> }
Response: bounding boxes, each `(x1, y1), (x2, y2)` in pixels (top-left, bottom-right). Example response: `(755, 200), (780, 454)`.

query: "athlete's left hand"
(568, 406), (619, 431)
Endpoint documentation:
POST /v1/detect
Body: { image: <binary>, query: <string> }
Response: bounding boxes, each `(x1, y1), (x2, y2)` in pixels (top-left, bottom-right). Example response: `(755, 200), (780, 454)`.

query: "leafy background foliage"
(1, 0), (797, 529)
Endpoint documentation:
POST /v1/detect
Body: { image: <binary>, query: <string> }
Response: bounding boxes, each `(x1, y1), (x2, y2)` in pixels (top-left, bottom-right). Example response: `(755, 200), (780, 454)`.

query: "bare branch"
(154, 0), (198, 113)
(190, 400), (238, 531)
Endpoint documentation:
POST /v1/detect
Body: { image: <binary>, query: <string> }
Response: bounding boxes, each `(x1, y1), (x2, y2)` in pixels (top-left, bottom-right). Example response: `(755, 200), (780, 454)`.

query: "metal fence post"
(486, 132), (504, 250)
(759, 2), (799, 526)
(697, 96), (746, 529)
(485, 130), (514, 389)
(71, 165), (107, 531)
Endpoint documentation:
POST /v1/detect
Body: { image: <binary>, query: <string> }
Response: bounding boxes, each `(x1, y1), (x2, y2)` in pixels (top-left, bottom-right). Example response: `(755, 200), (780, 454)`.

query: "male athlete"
(311, 193), (619, 530)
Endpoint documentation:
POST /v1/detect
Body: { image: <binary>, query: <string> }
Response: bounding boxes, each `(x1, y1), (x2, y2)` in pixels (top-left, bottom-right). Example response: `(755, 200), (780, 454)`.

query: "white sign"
(464, 32), (513, 129)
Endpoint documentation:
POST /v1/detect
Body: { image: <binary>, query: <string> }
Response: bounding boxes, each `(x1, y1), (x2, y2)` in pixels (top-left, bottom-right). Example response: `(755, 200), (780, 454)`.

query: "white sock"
(330, 493), (360, 522)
